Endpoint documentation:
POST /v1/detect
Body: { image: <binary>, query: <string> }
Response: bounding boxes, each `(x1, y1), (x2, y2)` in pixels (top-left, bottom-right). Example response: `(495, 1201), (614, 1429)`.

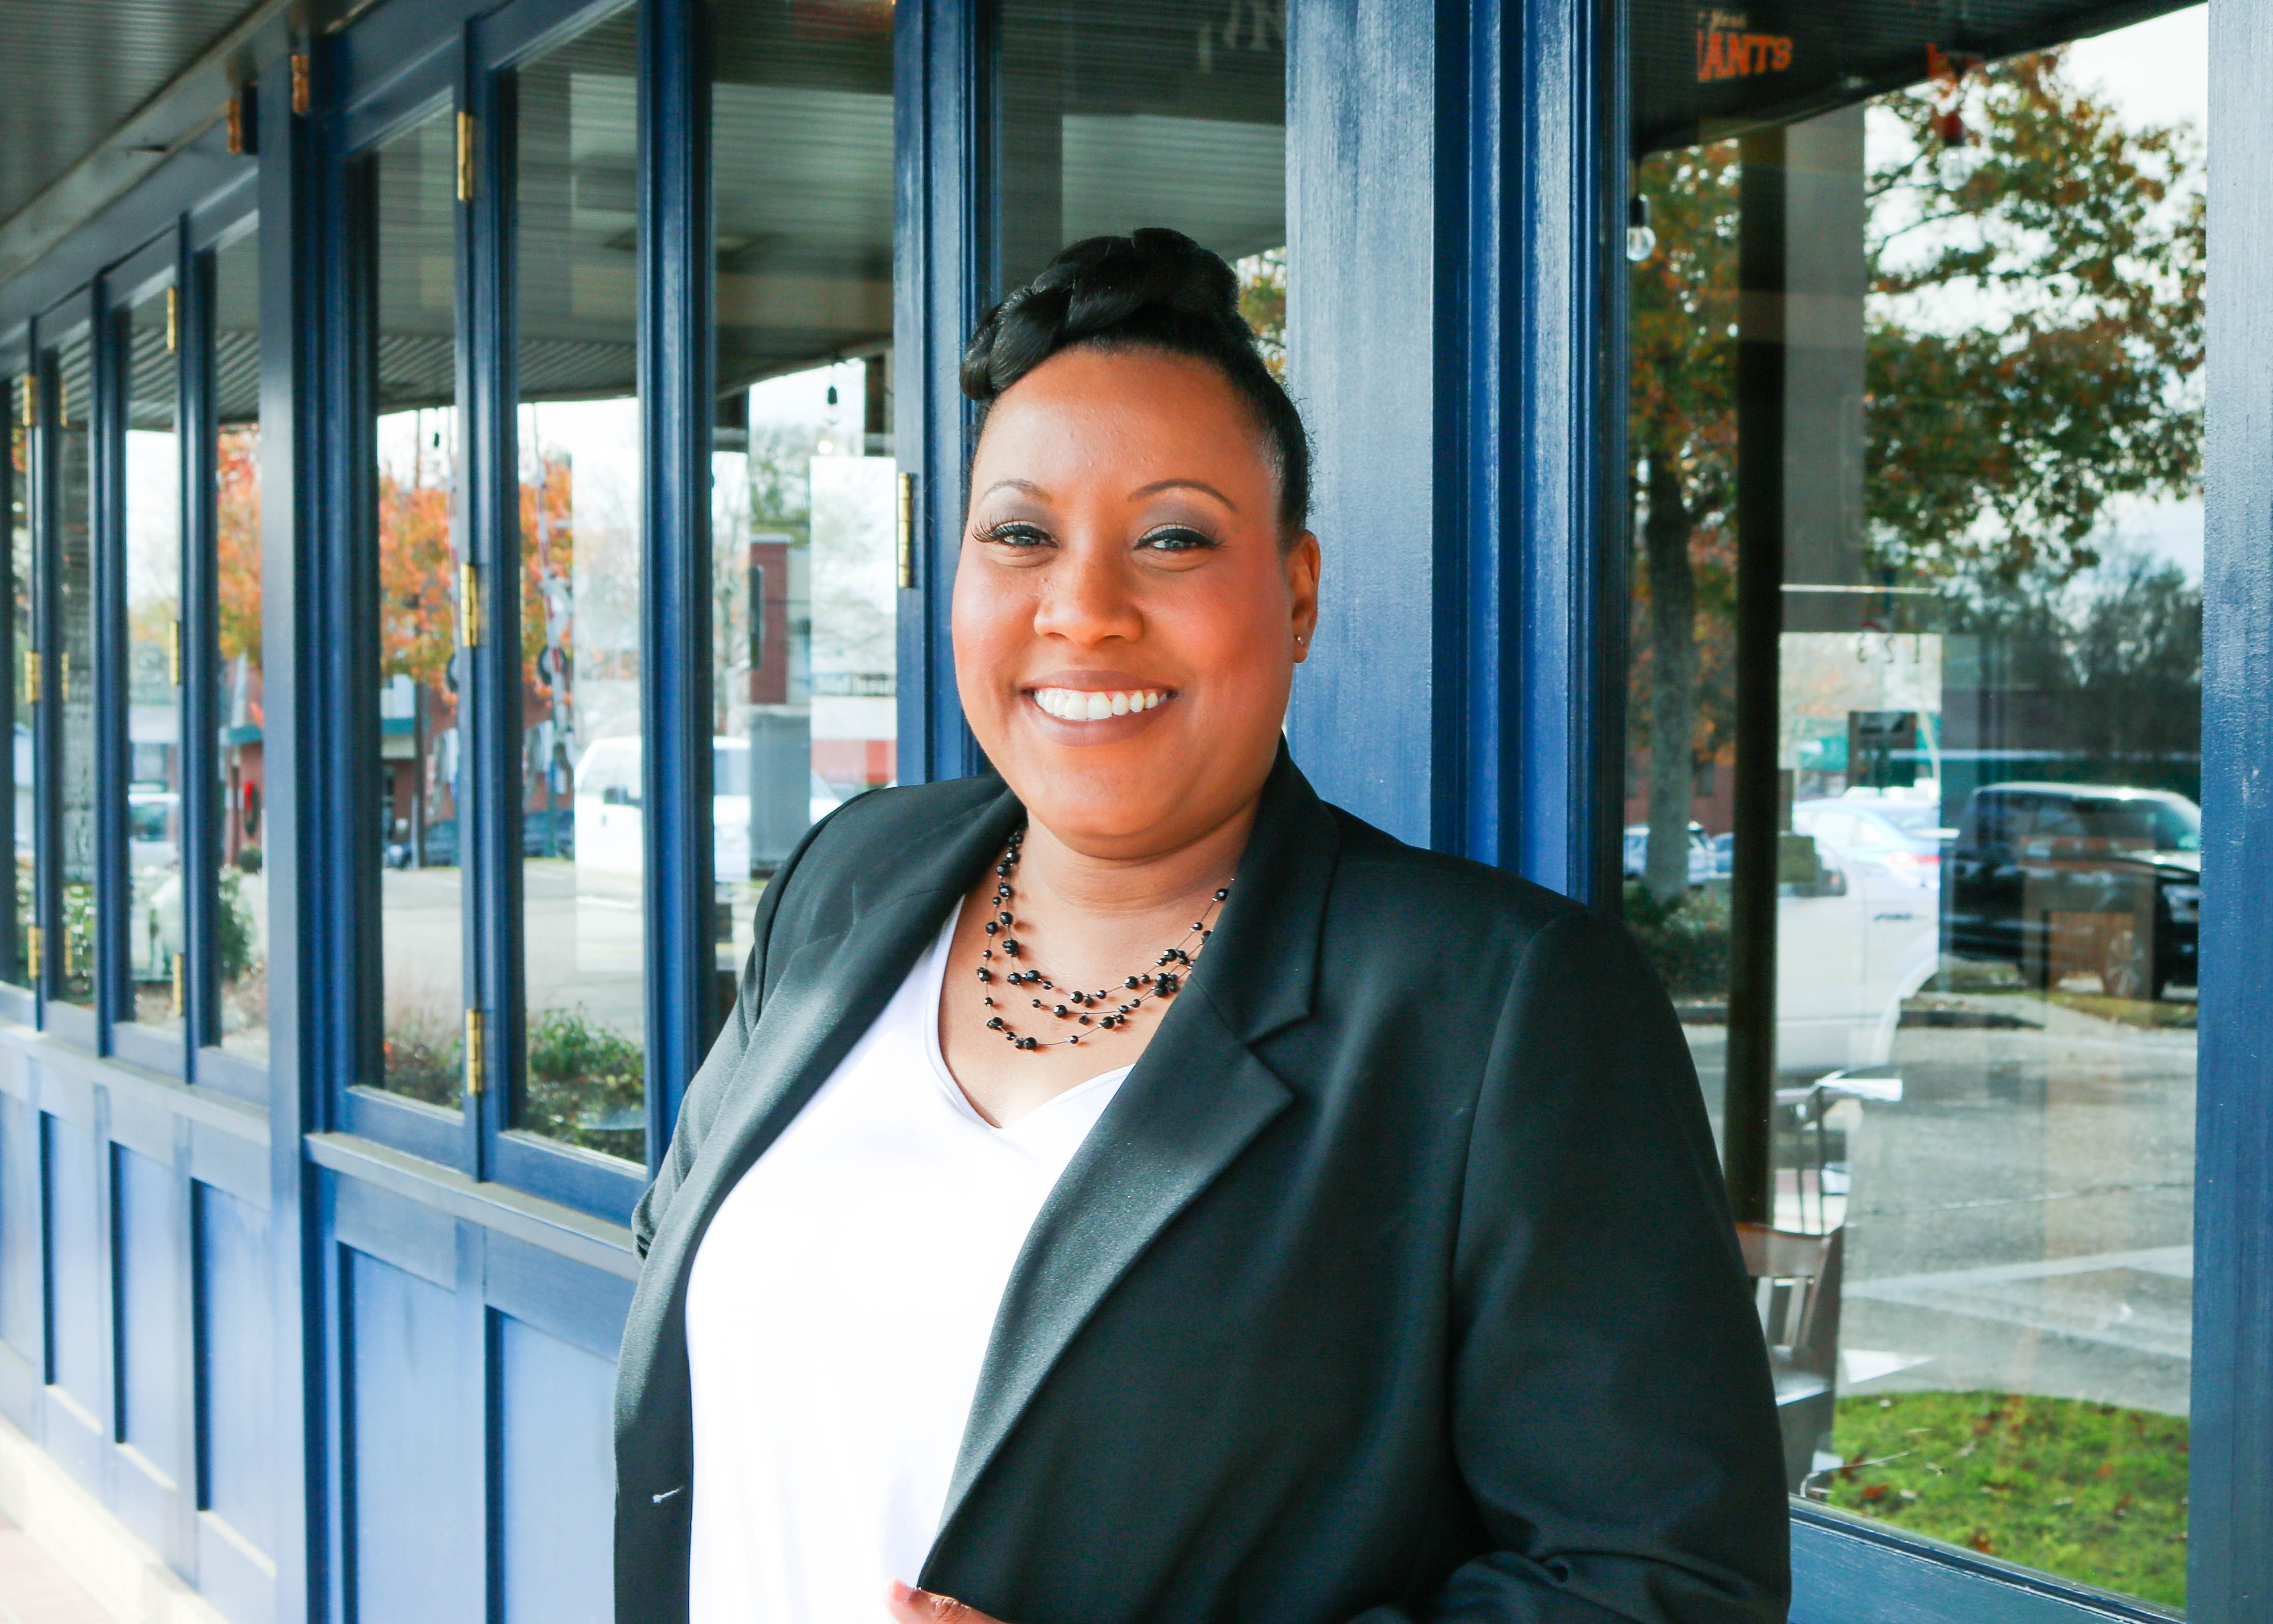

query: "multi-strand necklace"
(970, 825), (1230, 1051)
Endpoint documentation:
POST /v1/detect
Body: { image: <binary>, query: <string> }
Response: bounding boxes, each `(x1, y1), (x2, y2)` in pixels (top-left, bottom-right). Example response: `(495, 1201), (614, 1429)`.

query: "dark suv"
(1946, 783), (2201, 1000)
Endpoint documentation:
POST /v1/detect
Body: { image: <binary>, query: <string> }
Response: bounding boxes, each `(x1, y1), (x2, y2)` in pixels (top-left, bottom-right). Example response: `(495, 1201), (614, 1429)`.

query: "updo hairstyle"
(960, 228), (1310, 537)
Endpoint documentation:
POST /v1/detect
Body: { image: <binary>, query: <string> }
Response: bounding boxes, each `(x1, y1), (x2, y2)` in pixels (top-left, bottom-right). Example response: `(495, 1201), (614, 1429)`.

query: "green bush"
(522, 1006), (645, 1161)
(1621, 882), (1731, 999)
(216, 865), (258, 987)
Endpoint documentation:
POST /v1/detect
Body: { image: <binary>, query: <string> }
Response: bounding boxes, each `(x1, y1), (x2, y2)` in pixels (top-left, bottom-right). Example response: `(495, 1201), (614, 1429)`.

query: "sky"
(2063, 5), (2208, 137)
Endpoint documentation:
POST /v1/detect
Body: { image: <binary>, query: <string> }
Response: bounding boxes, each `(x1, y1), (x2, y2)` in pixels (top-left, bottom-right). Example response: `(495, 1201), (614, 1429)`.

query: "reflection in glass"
(995, 1), (1290, 374)
(5, 370), (30, 986)
(369, 107), (464, 1108)
(1624, 4), (2205, 1604)
(708, 0), (899, 1036)
(53, 331), (95, 1007)
(995, 0), (1286, 288)
(213, 231), (267, 1060)
(122, 285), (182, 1031)
(512, 9), (645, 1161)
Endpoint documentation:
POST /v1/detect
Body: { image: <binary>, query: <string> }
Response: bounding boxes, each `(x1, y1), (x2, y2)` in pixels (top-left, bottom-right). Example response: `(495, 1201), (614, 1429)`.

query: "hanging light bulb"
(1625, 194), (1657, 264)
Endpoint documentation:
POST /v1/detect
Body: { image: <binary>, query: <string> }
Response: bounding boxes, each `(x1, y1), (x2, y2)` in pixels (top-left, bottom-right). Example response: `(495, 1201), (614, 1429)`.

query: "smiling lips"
(1031, 686), (1168, 722)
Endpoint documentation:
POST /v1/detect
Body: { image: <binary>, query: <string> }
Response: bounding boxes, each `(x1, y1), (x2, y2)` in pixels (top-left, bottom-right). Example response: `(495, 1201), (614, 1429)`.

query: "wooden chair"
(1737, 1222), (1845, 1494)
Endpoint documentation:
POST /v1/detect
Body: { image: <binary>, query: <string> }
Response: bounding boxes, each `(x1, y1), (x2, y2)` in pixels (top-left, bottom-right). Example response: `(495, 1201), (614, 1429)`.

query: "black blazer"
(614, 751), (1790, 1623)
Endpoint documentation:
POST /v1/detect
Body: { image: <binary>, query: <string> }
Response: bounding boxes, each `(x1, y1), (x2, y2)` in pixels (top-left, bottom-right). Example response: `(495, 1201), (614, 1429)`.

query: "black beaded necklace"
(969, 825), (1231, 1052)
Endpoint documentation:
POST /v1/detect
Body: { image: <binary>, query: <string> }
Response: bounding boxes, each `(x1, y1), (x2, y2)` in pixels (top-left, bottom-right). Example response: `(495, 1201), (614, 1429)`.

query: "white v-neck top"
(683, 914), (1130, 1624)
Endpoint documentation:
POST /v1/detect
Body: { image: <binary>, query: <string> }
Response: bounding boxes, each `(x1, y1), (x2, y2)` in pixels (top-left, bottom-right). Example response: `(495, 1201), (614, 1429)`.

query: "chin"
(1002, 750), (1188, 844)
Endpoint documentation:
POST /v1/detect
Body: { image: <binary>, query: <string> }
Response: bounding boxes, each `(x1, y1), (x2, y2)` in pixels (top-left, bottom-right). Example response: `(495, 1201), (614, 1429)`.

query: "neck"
(1015, 797), (1260, 924)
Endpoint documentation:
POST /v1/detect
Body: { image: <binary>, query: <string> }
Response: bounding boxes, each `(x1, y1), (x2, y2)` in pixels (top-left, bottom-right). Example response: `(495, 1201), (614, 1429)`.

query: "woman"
(615, 229), (1789, 1624)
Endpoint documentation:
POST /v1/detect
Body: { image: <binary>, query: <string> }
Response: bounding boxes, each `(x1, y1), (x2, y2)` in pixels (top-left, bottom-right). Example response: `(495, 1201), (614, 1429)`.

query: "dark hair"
(960, 228), (1310, 535)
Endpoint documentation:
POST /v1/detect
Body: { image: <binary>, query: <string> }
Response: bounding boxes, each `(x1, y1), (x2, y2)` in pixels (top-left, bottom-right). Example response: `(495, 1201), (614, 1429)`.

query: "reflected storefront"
(0, 0), (2264, 1621)
(1625, 1), (2204, 1603)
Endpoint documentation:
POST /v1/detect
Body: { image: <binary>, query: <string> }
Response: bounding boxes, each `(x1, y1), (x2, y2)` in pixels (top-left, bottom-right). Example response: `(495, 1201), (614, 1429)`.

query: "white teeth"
(1033, 687), (1165, 720)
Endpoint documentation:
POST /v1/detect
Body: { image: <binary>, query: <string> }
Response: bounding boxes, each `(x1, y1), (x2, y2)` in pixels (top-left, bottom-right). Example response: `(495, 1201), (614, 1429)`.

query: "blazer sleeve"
(628, 810), (830, 1259)
(1361, 908), (1791, 1624)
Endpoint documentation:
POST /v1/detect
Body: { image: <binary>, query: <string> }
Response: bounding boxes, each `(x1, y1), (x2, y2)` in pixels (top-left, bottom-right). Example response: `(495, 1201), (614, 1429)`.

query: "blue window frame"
(316, 0), (691, 1222)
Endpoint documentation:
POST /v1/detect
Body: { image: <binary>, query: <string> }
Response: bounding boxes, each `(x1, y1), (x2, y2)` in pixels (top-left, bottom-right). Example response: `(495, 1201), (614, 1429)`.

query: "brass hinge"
(165, 287), (179, 354)
(456, 111), (476, 203)
(57, 651), (68, 703)
(290, 53), (310, 117)
(16, 374), (32, 428)
(225, 92), (246, 155)
(171, 952), (185, 1017)
(458, 562), (482, 647)
(896, 471), (915, 590)
(22, 648), (38, 705)
(464, 1008), (485, 1096)
(168, 621), (184, 685)
(25, 926), (40, 986)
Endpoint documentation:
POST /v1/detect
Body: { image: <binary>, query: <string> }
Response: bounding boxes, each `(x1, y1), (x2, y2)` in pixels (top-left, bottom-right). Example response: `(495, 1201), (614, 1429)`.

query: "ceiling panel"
(0, 0), (261, 232)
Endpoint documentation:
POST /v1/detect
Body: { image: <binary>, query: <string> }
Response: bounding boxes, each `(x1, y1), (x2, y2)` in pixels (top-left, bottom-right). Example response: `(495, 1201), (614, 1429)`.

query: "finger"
(883, 1577), (1002, 1623)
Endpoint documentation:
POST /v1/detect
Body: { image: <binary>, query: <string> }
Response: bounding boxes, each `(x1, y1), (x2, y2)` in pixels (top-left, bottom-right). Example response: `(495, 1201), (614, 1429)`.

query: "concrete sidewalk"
(0, 1514), (114, 1624)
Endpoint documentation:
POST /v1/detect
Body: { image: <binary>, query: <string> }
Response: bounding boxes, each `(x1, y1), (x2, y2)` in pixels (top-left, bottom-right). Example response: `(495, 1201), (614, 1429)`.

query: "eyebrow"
(975, 476), (1240, 510)
(1130, 478), (1239, 510)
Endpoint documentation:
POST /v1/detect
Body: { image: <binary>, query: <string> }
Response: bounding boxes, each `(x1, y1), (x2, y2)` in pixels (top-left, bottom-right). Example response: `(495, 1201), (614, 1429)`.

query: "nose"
(1030, 531), (1144, 647)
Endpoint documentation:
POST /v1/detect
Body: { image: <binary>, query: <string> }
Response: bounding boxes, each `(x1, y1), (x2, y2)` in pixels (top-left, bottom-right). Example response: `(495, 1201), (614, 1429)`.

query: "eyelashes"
(977, 520), (1052, 548)
(971, 521), (1221, 554)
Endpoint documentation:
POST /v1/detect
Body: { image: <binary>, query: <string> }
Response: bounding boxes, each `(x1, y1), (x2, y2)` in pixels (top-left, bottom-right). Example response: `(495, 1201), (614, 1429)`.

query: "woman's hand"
(885, 1578), (1008, 1623)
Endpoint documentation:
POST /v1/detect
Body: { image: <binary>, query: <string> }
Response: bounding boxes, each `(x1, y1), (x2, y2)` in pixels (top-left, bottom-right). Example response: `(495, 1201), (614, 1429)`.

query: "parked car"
(1622, 821), (1716, 886)
(1945, 783), (2201, 1000)
(1792, 795), (1954, 889)
(1776, 832), (1942, 1073)
(385, 815), (459, 869)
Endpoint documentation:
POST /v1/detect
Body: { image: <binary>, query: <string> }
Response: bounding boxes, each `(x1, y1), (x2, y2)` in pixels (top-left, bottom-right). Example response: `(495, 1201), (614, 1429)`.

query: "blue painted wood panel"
(0, 1091), (38, 1363)
(496, 1313), (614, 1624)
(1283, 0), (1449, 851)
(348, 1247), (481, 1624)
(1792, 1513), (2167, 1624)
(2194, 3), (2273, 1617)
(111, 1142), (184, 1489)
(197, 1178), (274, 1555)
(42, 1111), (104, 1416)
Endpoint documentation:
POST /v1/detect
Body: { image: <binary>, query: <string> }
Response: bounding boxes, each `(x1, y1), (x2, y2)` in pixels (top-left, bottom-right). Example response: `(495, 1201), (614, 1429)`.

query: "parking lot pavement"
(1684, 994), (2196, 1417)
(0, 1513), (114, 1624)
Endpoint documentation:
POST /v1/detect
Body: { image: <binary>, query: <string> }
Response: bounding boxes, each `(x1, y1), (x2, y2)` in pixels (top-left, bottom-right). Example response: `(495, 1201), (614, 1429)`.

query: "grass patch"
(2046, 989), (2198, 1030)
(1822, 1390), (2187, 1609)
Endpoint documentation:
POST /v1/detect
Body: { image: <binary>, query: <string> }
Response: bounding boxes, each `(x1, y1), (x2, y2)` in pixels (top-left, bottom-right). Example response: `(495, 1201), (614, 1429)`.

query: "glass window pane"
(708, 0), (897, 1036)
(512, 7), (644, 1162)
(213, 231), (266, 1062)
(994, 0), (1285, 289)
(1625, 5), (2204, 1606)
(122, 284), (182, 1032)
(5, 370), (30, 987)
(369, 107), (465, 1109)
(52, 330), (95, 1008)
(995, 2), (1289, 381)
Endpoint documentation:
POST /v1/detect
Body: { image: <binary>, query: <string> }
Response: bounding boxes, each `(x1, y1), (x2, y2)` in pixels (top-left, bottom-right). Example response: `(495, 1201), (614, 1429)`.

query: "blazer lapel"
(928, 749), (1342, 1551)
(644, 786), (1025, 1281)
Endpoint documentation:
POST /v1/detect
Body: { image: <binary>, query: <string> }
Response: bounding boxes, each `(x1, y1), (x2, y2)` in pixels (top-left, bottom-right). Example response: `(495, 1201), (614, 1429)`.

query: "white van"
(573, 735), (842, 882)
